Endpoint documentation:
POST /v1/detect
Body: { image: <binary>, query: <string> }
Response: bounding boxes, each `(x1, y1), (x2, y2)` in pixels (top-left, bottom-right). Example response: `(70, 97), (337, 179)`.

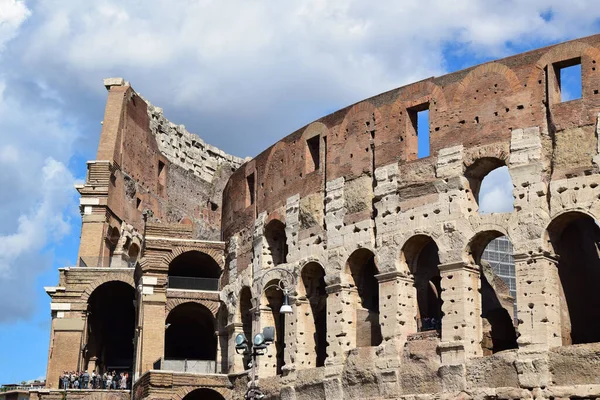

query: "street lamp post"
(235, 267), (295, 400)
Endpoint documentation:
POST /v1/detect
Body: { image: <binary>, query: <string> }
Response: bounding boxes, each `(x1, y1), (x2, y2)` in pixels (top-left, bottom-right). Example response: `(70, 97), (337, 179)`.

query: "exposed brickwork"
(43, 34), (600, 400)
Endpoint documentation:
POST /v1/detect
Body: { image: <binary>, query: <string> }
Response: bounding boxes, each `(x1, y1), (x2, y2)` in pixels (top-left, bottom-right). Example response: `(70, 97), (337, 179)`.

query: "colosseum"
(34, 34), (600, 400)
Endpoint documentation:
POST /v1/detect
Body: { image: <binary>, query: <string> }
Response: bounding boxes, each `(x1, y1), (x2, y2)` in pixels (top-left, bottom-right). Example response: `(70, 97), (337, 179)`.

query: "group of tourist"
(59, 371), (130, 390)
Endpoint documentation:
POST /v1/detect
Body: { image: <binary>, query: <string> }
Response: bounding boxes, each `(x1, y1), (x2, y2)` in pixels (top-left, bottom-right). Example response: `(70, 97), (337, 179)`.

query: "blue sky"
(0, 0), (599, 384)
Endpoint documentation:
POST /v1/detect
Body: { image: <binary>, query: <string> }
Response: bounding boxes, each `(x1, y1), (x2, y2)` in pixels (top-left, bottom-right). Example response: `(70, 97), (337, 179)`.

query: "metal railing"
(167, 276), (219, 291)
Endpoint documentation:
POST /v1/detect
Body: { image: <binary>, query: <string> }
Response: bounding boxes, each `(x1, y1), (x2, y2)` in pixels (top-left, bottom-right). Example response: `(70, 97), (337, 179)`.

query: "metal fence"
(168, 276), (219, 291)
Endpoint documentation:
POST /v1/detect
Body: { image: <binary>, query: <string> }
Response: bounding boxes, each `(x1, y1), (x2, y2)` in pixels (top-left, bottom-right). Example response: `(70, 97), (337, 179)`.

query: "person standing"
(82, 370), (89, 389)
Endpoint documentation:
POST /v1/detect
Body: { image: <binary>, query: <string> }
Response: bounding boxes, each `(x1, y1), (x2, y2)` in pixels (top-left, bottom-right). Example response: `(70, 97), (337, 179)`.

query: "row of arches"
(78, 209), (600, 380)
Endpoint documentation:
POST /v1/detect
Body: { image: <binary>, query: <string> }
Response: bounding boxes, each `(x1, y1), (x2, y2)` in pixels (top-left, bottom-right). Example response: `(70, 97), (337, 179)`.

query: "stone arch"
(301, 122), (329, 174)
(264, 219), (288, 266)
(535, 41), (600, 70)
(336, 101), (384, 179)
(545, 210), (600, 345)
(172, 386), (229, 400)
(166, 299), (220, 318)
(401, 234), (442, 332)
(163, 246), (225, 270)
(453, 63), (522, 104)
(262, 141), (291, 199)
(298, 261), (327, 368)
(396, 80), (448, 111)
(260, 278), (287, 376)
(344, 248), (382, 346)
(84, 280), (136, 375)
(463, 156), (513, 211)
(81, 273), (135, 302)
(165, 302), (217, 363)
(466, 230), (518, 355)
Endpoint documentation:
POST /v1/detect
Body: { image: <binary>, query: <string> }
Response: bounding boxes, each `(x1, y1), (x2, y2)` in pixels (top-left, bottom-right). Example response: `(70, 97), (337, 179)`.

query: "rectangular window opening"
(306, 135), (320, 172)
(554, 59), (582, 102)
(408, 103), (430, 159)
(246, 173), (255, 206)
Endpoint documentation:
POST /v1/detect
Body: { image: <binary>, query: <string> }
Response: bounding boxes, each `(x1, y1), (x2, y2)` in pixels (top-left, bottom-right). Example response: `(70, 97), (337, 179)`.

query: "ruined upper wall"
(84, 78), (244, 246)
(221, 33), (600, 271)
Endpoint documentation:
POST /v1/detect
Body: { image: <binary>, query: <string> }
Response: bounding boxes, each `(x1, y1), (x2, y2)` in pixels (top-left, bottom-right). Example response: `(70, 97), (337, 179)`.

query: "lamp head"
(279, 292), (293, 314)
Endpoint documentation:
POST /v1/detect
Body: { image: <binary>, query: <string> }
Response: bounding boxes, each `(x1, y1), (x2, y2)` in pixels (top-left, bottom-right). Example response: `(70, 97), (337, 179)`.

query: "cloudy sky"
(0, 0), (599, 383)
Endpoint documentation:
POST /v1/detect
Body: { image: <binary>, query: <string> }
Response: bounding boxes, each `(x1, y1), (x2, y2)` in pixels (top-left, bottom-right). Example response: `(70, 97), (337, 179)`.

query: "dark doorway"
(347, 249), (382, 346)
(301, 262), (327, 366)
(182, 388), (225, 400)
(404, 236), (442, 332)
(165, 303), (216, 360)
(85, 281), (135, 374)
(549, 213), (600, 345)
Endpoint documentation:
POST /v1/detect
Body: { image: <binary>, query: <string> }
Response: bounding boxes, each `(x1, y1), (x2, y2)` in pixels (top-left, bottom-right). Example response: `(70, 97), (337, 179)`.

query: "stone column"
(514, 253), (562, 351)
(376, 271), (417, 343)
(137, 291), (166, 377)
(293, 297), (314, 370)
(437, 261), (482, 364)
(227, 322), (247, 373)
(324, 284), (357, 366)
(255, 305), (278, 377)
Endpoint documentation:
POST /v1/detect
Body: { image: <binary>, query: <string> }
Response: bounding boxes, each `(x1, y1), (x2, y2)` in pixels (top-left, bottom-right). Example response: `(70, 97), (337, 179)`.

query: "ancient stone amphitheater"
(36, 34), (600, 400)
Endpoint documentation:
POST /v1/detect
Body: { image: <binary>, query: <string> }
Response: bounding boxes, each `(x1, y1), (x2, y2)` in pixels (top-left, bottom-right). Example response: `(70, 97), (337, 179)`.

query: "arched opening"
(264, 220), (288, 266)
(465, 158), (514, 214)
(164, 302), (217, 373)
(262, 279), (286, 375)
(168, 251), (221, 291)
(469, 231), (518, 355)
(346, 249), (382, 347)
(403, 235), (442, 333)
(548, 212), (600, 345)
(239, 287), (253, 369)
(300, 262), (327, 367)
(182, 388), (225, 400)
(128, 243), (140, 260)
(85, 281), (135, 375)
(217, 304), (229, 374)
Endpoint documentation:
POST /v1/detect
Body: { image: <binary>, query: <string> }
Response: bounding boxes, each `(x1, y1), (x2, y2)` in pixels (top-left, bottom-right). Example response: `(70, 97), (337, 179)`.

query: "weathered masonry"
(38, 34), (600, 400)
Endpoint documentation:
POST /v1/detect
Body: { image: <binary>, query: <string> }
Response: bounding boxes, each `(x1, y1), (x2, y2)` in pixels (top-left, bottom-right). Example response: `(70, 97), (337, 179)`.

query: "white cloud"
(0, 0), (30, 49)
(0, 1), (598, 322)
(479, 166), (515, 214)
(6, 1), (599, 156)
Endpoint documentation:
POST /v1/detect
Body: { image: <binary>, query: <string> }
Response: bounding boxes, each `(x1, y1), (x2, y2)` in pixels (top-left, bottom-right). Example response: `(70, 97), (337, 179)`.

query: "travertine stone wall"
(219, 34), (600, 399)
(44, 34), (600, 400)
